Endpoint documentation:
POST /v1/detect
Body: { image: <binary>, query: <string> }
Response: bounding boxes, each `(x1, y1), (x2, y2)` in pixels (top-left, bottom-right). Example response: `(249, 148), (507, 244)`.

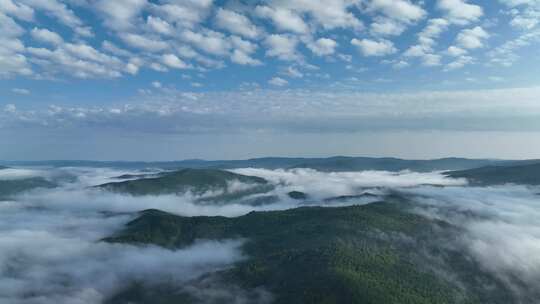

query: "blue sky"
(1, 0), (540, 160)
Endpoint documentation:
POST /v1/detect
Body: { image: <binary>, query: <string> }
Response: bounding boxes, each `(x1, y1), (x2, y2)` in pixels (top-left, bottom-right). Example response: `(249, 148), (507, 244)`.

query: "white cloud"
(231, 50), (262, 66)
(282, 66), (303, 78)
(3, 103), (16, 113)
(151, 0), (213, 29)
(306, 37), (338, 56)
(417, 18), (450, 47)
(255, 5), (309, 34)
(161, 54), (189, 69)
(487, 29), (540, 66)
(26, 42), (126, 79)
(215, 8), (261, 39)
(102, 40), (133, 58)
(146, 15), (173, 35)
(96, 0), (147, 31)
(264, 34), (300, 61)
(0, 0), (34, 21)
(269, 0), (363, 30)
(489, 76), (505, 82)
(5, 87), (540, 133)
(421, 53), (442, 66)
(21, 0), (84, 28)
(11, 88), (30, 95)
(268, 77), (288, 86)
(456, 26), (489, 49)
(151, 81), (162, 88)
(393, 60), (409, 69)
(445, 55), (474, 70)
(370, 17), (407, 36)
(505, 0), (540, 31)
(181, 29), (231, 56)
(120, 33), (168, 52)
(0, 14), (32, 78)
(30, 27), (63, 45)
(351, 38), (397, 56)
(402, 18), (450, 68)
(364, 0), (426, 23)
(447, 45), (467, 56)
(437, 0), (483, 25)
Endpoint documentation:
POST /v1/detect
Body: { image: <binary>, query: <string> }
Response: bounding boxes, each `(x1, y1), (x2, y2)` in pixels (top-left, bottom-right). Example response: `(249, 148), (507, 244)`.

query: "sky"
(1, 0), (540, 160)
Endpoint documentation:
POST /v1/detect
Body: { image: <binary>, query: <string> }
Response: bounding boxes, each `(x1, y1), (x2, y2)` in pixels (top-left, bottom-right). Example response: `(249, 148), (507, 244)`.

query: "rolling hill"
(104, 201), (520, 304)
(97, 168), (274, 203)
(445, 162), (540, 186)
(0, 177), (57, 199)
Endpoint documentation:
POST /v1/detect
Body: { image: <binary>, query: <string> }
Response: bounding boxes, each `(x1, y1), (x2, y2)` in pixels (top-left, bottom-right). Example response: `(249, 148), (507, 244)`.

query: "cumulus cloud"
(403, 18), (449, 67)
(487, 29), (540, 66)
(363, 0), (426, 23)
(146, 15), (173, 35)
(264, 34), (300, 61)
(11, 88), (30, 95)
(95, 0), (147, 31)
(370, 17), (407, 36)
(0, 13), (32, 78)
(0, 0), (35, 21)
(215, 8), (261, 39)
(268, 77), (288, 87)
(305, 37), (338, 56)
(120, 32), (168, 52)
(269, 0), (363, 30)
(255, 5), (309, 34)
(161, 53), (189, 69)
(455, 26), (489, 49)
(437, 0), (483, 25)
(0, 0), (535, 81)
(21, 0), (85, 30)
(30, 27), (63, 45)
(351, 38), (397, 56)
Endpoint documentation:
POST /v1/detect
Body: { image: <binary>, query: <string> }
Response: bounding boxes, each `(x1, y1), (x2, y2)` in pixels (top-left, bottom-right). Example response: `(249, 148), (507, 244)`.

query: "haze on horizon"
(1, 0), (540, 160)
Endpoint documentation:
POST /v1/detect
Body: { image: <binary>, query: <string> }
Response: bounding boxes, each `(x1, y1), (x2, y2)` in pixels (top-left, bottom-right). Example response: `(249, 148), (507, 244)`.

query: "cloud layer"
(2, 165), (540, 302)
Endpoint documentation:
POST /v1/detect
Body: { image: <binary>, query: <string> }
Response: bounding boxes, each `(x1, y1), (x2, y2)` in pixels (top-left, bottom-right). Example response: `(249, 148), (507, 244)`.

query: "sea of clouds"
(0, 166), (539, 303)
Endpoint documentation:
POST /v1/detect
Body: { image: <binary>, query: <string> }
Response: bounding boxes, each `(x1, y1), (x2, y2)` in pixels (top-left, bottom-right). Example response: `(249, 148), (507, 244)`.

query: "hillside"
(97, 168), (274, 202)
(445, 162), (540, 186)
(105, 202), (518, 304)
(0, 177), (57, 199)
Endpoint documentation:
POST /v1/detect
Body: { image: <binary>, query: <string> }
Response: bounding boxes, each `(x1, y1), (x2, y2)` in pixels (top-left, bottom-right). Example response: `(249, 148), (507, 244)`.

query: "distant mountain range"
(446, 162), (540, 186)
(2, 156), (538, 172)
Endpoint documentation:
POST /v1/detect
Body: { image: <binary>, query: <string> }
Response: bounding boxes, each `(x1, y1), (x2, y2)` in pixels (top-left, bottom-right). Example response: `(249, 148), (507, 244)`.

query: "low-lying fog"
(0, 166), (538, 303)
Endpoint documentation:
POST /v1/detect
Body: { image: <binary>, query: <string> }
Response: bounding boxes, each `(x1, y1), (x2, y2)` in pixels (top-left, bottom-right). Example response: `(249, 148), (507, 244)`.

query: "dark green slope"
(105, 202), (515, 304)
(289, 157), (507, 172)
(97, 169), (274, 203)
(446, 162), (540, 185)
(0, 177), (57, 199)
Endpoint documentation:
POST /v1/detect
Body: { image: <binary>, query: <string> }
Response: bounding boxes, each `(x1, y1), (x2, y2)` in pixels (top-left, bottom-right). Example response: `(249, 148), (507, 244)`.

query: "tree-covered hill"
(446, 162), (540, 185)
(0, 177), (57, 199)
(96, 168), (275, 204)
(105, 201), (518, 304)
